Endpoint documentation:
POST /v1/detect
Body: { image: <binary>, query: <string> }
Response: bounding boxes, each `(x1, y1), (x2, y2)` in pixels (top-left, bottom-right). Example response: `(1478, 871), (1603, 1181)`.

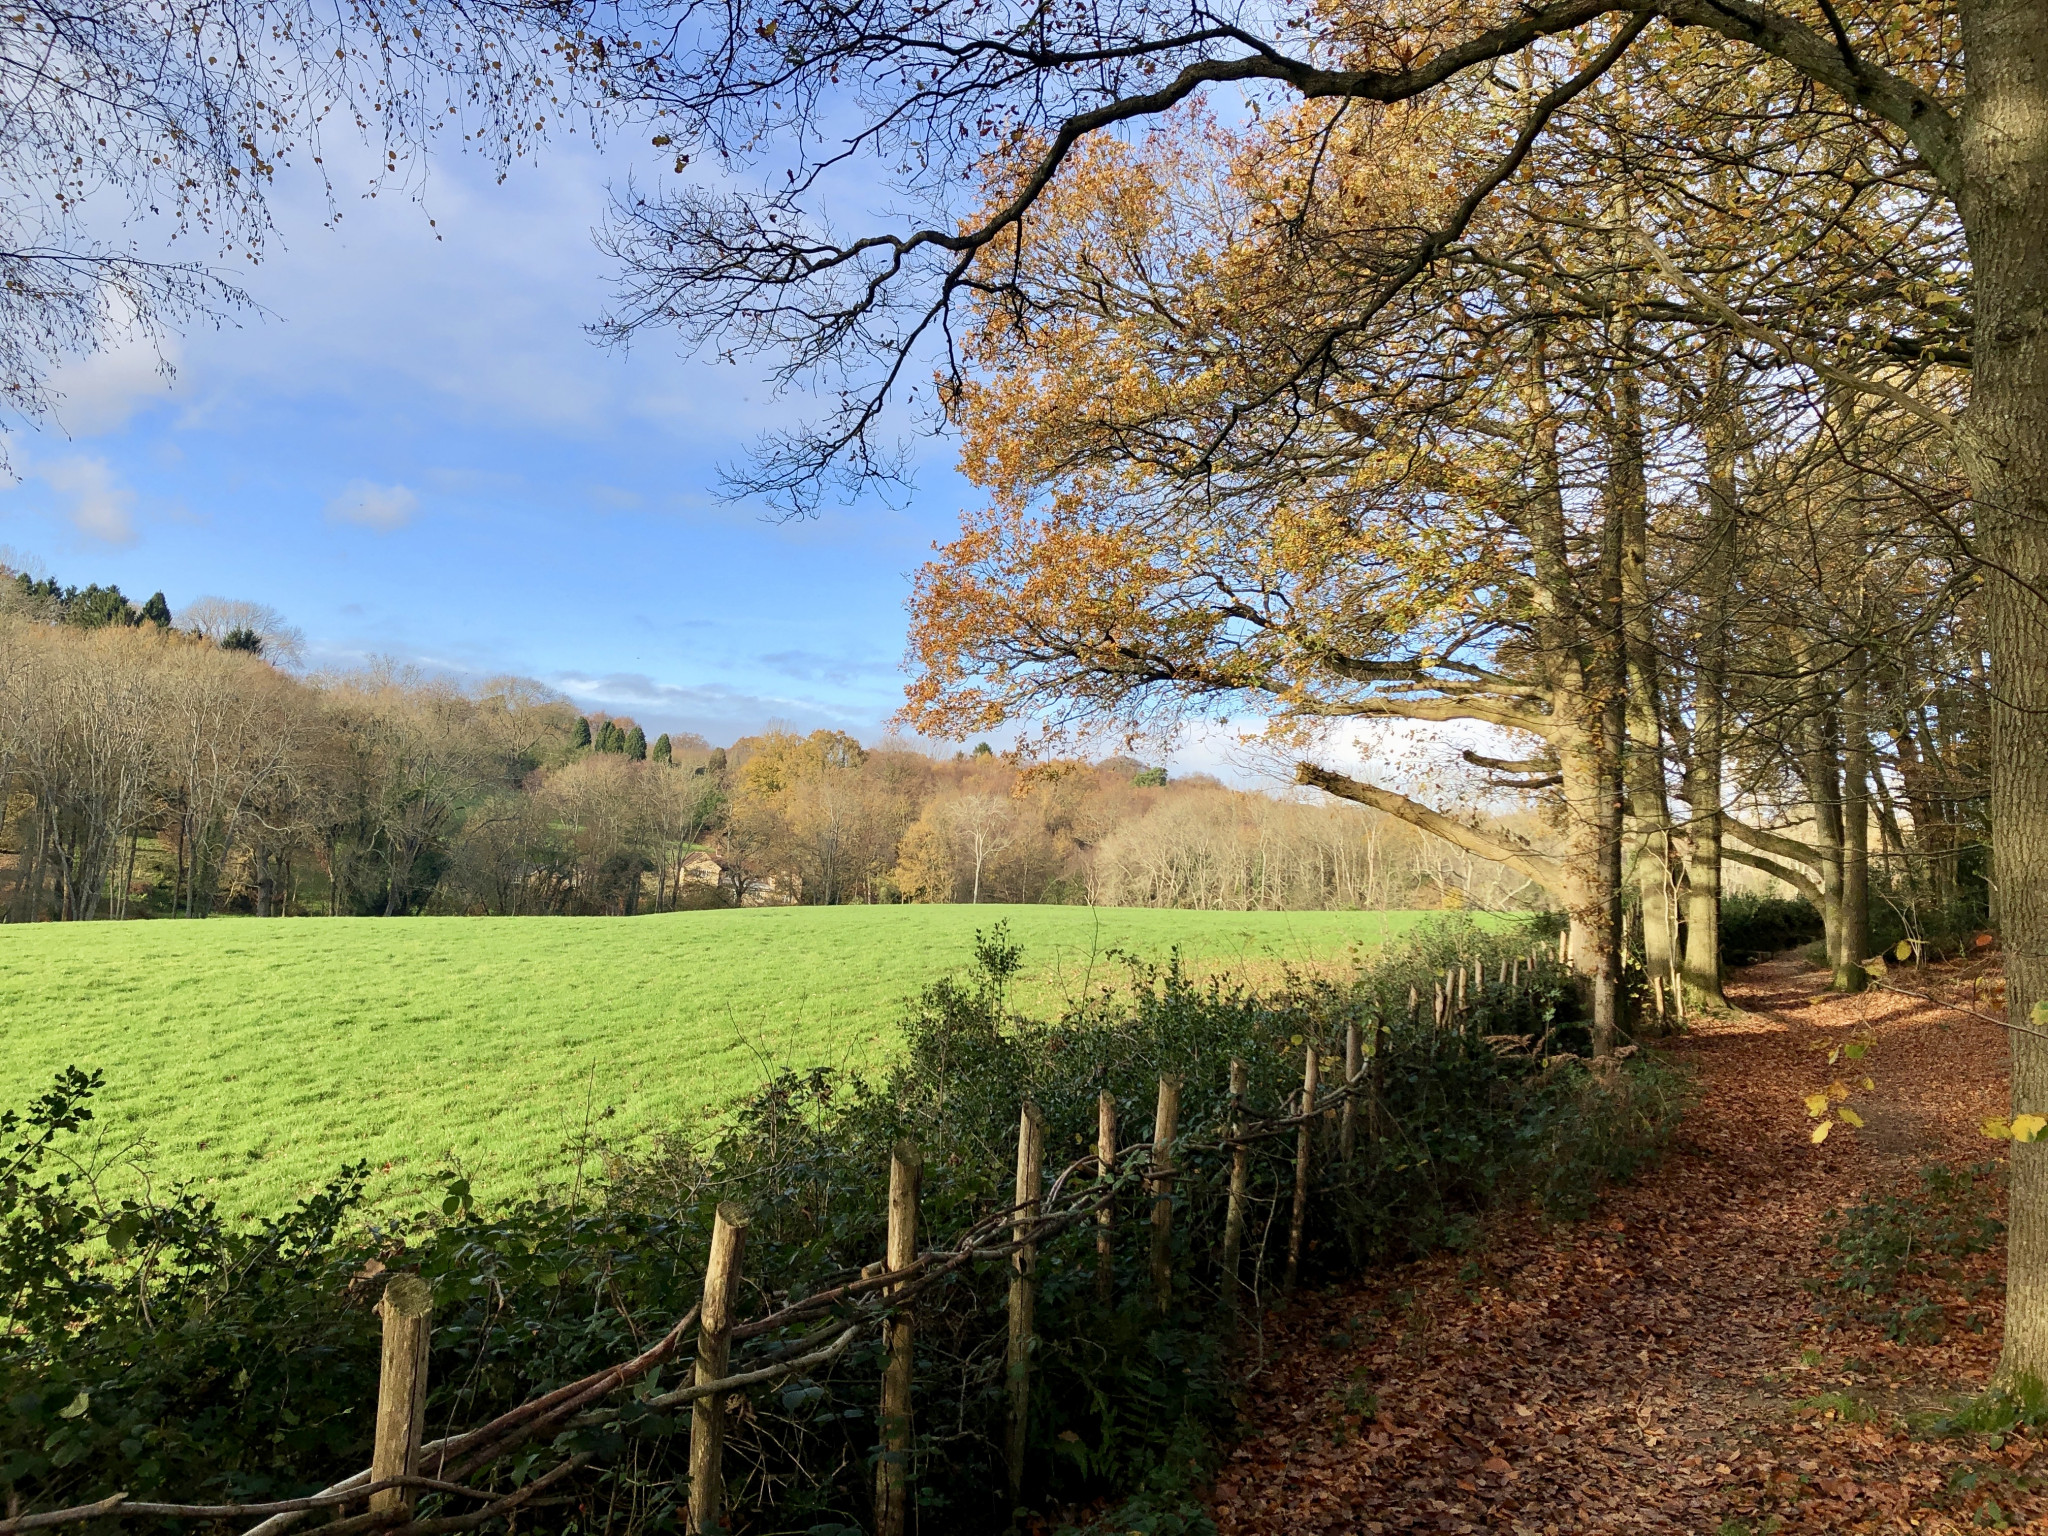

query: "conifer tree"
(625, 725), (648, 761)
(653, 733), (672, 763)
(571, 716), (592, 749)
(140, 592), (172, 627)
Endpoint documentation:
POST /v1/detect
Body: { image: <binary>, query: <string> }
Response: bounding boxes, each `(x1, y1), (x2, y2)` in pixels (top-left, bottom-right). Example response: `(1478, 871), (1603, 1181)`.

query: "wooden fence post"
(1221, 1060), (1250, 1339)
(1339, 1019), (1361, 1163)
(1559, 929), (1570, 965)
(1005, 1101), (1044, 1510)
(1283, 1046), (1319, 1296)
(875, 1143), (921, 1536)
(691, 1203), (749, 1536)
(370, 1273), (432, 1518)
(1148, 1076), (1181, 1314)
(1408, 985), (1419, 1026)
(1095, 1090), (1116, 1304)
(1369, 1013), (1389, 1142)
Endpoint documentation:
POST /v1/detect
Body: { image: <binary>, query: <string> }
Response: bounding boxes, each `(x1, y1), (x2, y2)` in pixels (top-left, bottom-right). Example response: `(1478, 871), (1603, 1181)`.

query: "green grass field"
(0, 905), (1451, 1217)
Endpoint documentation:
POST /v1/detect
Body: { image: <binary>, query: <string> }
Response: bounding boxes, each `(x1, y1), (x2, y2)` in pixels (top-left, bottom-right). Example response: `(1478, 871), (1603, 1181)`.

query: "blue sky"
(0, 131), (972, 746)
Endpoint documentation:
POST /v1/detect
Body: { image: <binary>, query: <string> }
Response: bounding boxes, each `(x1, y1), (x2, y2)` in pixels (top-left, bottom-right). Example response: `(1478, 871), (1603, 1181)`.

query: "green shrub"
(1811, 1162), (2003, 1341)
(1720, 893), (1825, 963)
(1, 919), (1684, 1533)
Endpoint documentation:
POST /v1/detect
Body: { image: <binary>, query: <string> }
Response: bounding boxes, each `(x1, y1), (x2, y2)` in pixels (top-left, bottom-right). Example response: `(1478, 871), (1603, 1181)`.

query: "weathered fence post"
(1095, 1090), (1116, 1305)
(875, 1143), (922, 1536)
(1148, 1076), (1181, 1314)
(371, 1273), (433, 1518)
(1221, 1060), (1250, 1338)
(1283, 1045), (1319, 1296)
(1369, 1013), (1389, 1142)
(1455, 964), (1467, 1015)
(1005, 1101), (1044, 1510)
(1559, 929), (1570, 965)
(691, 1202), (749, 1536)
(1339, 1019), (1361, 1163)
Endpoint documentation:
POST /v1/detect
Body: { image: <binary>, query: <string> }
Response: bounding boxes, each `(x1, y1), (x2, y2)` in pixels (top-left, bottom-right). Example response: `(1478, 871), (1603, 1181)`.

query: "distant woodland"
(0, 568), (1536, 919)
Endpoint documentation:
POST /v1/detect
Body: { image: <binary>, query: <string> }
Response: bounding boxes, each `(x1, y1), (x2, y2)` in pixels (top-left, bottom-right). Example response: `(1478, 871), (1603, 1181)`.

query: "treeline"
(0, 583), (1539, 920)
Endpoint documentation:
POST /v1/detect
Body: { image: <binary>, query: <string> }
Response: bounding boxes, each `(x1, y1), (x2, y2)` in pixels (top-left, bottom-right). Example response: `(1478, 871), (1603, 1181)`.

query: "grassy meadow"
(0, 905), (1456, 1217)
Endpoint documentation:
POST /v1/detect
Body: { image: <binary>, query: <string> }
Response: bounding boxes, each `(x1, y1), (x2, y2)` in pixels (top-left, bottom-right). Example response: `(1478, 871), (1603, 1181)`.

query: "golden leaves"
(1802, 1038), (1876, 1147)
(1980, 1113), (2047, 1144)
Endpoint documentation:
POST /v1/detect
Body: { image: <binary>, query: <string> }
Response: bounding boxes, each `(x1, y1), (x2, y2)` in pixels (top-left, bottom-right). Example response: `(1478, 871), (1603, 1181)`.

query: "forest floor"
(1207, 950), (2045, 1536)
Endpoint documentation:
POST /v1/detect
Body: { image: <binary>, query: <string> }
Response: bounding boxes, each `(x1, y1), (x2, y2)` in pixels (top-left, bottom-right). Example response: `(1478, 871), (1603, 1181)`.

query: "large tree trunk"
(1960, 0), (2048, 1389)
(1589, 464), (1628, 1056)
(1614, 361), (1680, 1017)
(1682, 347), (1740, 1009)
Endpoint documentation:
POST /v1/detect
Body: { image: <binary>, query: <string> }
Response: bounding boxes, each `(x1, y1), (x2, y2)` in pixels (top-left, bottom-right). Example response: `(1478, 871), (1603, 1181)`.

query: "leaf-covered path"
(1207, 955), (2043, 1535)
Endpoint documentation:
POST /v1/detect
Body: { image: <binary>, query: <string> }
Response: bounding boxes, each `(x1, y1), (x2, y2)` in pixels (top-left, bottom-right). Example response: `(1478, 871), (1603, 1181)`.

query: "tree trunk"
(1791, 638), (1850, 982)
(1614, 361), (1680, 1015)
(1959, 0), (2048, 1388)
(1840, 668), (1872, 988)
(1682, 350), (1739, 1009)
(1590, 467), (1628, 1055)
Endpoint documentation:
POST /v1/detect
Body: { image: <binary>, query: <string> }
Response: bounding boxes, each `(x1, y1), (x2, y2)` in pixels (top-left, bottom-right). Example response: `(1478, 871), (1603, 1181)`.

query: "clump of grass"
(1798, 1388), (1880, 1424)
(1935, 1375), (2048, 1440)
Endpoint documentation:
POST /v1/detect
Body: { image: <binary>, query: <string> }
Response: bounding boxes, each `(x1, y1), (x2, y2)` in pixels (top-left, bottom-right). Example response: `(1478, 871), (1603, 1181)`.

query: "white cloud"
(46, 331), (178, 437)
(39, 456), (137, 544)
(326, 479), (419, 531)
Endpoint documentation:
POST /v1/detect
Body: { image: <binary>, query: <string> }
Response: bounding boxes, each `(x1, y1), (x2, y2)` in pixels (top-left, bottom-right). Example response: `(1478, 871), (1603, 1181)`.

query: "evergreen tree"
(67, 584), (138, 629)
(139, 592), (172, 627)
(598, 721), (625, 753)
(571, 716), (593, 749)
(652, 733), (672, 763)
(625, 726), (648, 761)
(221, 626), (264, 655)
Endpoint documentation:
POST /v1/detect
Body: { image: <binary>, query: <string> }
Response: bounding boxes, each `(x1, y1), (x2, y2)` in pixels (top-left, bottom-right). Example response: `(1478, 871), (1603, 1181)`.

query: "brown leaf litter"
(1208, 952), (2042, 1536)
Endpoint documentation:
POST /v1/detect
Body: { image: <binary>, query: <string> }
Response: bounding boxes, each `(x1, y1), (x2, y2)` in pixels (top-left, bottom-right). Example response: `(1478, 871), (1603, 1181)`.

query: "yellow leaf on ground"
(1825, 1079), (1850, 1102)
(1804, 1093), (1829, 1118)
(1983, 1116), (2014, 1141)
(1838, 1108), (1865, 1129)
(1811, 1120), (1833, 1144)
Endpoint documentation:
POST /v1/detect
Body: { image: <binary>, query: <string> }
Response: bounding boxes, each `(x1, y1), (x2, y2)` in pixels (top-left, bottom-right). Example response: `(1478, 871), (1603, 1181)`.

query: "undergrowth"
(1811, 1162), (2004, 1342)
(1, 916), (1687, 1535)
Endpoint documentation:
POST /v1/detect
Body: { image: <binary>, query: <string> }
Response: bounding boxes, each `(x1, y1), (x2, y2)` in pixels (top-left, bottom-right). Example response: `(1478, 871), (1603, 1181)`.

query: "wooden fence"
(0, 941), (1575, 1536)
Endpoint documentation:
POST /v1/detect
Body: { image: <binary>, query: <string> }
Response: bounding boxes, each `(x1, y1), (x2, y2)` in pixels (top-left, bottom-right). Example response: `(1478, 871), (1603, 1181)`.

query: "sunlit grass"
(0, 904), (1455, 1216)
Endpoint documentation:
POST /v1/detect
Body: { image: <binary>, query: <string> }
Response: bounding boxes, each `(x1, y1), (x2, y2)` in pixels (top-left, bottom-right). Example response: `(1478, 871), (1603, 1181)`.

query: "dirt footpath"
(1207, 955), (2045, 1536)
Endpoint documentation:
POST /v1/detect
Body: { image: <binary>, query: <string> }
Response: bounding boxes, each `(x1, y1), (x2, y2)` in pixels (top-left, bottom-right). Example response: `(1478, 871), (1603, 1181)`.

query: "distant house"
(680, 850), (723, 886)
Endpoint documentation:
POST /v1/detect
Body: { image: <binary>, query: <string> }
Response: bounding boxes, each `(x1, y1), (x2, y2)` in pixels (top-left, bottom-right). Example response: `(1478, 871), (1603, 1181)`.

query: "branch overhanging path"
(603, 0), (1963, 511)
